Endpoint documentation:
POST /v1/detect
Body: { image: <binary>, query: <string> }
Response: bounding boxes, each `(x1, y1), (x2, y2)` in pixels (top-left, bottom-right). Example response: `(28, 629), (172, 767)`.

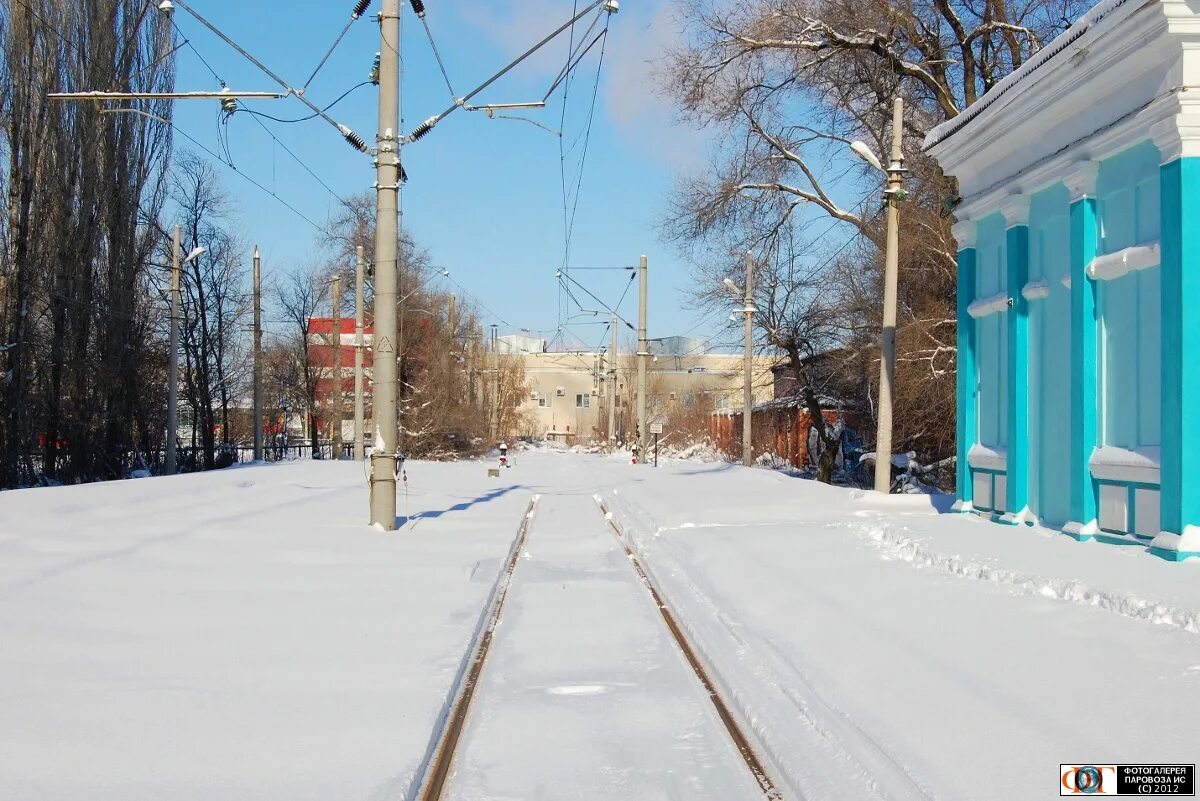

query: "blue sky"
(167, 0), (733, 352)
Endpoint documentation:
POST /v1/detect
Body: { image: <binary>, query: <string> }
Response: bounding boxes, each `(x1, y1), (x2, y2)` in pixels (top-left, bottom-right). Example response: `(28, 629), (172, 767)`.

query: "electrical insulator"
(409, 0), (426, 18)
(369, 53), (380, 85)
(220, 96), (237, 115)
(340, 126), (368, 153)
(351, 0), (370, 18)
(409, 117), (436, 141)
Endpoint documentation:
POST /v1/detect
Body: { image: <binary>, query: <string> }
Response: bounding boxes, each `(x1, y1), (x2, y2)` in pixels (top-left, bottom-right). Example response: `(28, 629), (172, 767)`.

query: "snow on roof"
(923, 0), (1139, 151)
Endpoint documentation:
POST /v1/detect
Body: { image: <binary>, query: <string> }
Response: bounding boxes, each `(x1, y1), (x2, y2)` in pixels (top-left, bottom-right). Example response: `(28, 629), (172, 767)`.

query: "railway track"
(411, 493), (784, 801)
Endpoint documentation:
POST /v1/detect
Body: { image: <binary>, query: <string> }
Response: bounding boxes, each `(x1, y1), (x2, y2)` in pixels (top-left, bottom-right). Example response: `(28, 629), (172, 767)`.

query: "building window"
(539, 395), (551, 408)
(575, 394), (590, 408)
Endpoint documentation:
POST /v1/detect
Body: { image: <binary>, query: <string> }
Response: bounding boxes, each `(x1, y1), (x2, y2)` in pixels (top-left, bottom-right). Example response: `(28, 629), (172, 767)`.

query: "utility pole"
(252, 245), (263, 462)
(608, 314), (618, 450)
(490, 324), (500, 442)
(465, 317), (476, 407)
(742, 251), (755, 467)
(369, 0), (400, 528)
(166, 225), (181, 474)
(332, 273), (343, 460)
(874, 98), (905, 493)
(448, 292), (457, 394)
(354, 245), (366, 461)
(636, 255), (648, 459)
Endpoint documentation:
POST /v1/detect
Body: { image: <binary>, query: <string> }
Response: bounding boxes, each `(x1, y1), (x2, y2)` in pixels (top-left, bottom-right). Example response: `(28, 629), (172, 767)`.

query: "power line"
(240, 81), (370, 124)
(172, 22), (355, 222)
(300, 0), (372, 90)
(167, 116), (323, 230)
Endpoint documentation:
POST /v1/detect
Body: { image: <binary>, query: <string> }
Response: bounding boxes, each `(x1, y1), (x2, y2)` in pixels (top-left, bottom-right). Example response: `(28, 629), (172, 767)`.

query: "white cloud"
(454, 0), (711, 170)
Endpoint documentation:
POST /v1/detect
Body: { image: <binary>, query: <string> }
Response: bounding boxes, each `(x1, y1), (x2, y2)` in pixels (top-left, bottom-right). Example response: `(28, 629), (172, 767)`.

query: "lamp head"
(849, 140), (884, 172)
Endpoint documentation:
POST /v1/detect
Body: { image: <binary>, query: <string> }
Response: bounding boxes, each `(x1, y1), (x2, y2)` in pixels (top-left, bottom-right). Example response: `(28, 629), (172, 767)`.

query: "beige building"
(515, 350), (775, 443)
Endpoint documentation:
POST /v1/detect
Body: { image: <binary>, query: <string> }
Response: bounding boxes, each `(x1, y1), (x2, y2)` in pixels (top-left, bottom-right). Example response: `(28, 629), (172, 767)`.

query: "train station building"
(925, 0), (1200, 559)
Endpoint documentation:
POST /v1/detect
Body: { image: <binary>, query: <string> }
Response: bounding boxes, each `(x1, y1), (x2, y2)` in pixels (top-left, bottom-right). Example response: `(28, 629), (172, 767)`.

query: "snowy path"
(4, 451), (1200, 800)
(0, 461), (536, 801)
(438, 492), (767, 801)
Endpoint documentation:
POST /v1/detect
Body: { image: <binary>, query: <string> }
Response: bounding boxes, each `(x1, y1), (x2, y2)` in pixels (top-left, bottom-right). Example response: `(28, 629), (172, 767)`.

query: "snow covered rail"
(411, 495), (540, 801)
(595, 496), (785, 801)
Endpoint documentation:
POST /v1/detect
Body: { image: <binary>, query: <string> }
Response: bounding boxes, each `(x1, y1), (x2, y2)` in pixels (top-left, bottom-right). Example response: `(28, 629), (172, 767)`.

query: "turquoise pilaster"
(955, 237), (977, 508)
(1004, 204), (1030, 520)
(1067, 188), (1099, 535)
(1158, 157), (1200, 546)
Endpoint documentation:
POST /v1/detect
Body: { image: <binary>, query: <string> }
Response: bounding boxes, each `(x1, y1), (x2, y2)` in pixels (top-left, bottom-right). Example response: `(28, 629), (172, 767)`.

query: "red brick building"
(307, 317), (373, 442)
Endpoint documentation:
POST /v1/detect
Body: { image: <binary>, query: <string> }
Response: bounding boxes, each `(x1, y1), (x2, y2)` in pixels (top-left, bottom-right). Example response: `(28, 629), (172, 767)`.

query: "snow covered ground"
(2, 452), (1198, 800)
(603, 463), (1200, 801)
(0, 462), (533, 801)
(442, 492), (762, 800)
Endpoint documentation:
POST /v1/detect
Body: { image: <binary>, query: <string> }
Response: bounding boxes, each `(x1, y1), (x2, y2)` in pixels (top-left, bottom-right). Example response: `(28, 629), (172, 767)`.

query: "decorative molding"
(1151, 118), (1182, 163)
(967, 292), (1010, 319)
(1087, 242), (1161, 280)
(1021, 280), (1051, 301)
(1063, 160), (1100, 200)
(951, 219), (976, 249)
(1000, 194), (1031, 227)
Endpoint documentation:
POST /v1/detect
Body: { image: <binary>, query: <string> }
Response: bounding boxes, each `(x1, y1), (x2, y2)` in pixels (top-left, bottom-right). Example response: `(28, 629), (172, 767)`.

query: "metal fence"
(5, 441), (361, 488)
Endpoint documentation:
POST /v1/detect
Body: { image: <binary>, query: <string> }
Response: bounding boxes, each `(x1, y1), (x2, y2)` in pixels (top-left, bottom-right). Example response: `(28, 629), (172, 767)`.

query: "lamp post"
(722, 252), (756, 467)
(850, 97), (907, 493)
(166, 227), (205, 475)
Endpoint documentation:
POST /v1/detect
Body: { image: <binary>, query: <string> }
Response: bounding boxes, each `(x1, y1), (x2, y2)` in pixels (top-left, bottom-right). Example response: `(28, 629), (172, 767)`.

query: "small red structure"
(709, 396), (862, 469)
(307, 317), (374, 400)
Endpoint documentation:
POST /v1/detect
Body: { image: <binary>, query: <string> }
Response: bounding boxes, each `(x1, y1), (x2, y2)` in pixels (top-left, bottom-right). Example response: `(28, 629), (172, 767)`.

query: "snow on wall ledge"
(968, 444), (1008, 471)
(1090, 445), (1161, 483)
(1021, 280), (1051, 301)
(1087, 242), (1160, 281)
(967, 292), (1010, 319)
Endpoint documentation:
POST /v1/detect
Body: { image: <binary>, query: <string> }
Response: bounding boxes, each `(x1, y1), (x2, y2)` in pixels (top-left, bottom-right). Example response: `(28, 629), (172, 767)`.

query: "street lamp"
(722, 252), (756, 467)
(165, 230), (205, 475)
(850, 97), (907, 493)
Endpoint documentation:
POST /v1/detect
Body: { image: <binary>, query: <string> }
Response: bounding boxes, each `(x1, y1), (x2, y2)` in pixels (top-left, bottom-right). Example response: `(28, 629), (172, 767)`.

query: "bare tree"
(168, 153), (249, 470)
(662, 0), (1087, 473)
(1, 0), (175, 486)
(272, 263), (328, 457)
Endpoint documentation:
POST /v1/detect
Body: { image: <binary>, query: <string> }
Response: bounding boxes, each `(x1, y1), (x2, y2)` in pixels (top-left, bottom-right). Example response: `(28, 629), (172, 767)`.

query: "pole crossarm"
(169, 0), (370, 152)
(48, 91), (285, 100)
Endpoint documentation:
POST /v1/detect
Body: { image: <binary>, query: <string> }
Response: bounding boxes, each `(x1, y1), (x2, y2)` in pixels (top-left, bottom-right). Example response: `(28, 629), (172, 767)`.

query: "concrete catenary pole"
(874, 97), (905, 493)
(332, 274), (343, 459)
(166, 224), (181, 474)
(252, 245), (263, 462)
(636, 255), (648, 458)
(608, 314), (618, 449)
(447, 292), (457, 391)
(491, 325), (500, 442)
(742, 251), (755, 467)
(354, 245), (365, 461)
(369, 0), (400, 528)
